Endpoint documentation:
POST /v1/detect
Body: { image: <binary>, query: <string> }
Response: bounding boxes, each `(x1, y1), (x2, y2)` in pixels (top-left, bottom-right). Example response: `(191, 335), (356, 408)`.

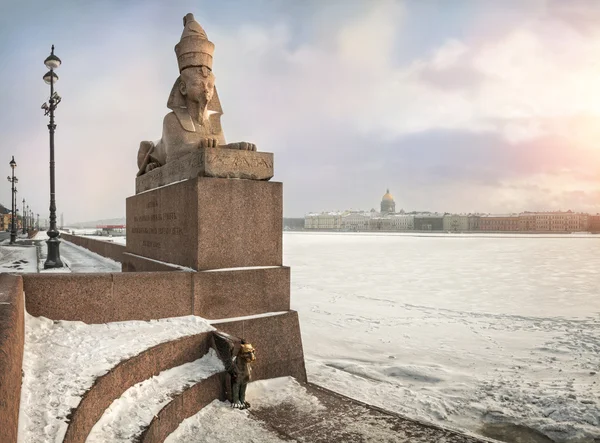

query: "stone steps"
(88, 350), (225, 442)
(138, 372), (227, 443)
(63, 332), (214, 443)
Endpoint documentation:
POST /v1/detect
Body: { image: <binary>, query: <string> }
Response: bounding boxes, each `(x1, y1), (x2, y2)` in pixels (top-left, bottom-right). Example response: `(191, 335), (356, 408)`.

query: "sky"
(1, 0), (600, 222)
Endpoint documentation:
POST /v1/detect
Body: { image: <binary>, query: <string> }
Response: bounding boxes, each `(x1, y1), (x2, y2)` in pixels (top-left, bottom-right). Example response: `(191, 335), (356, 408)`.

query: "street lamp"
(6, 156), (17, 244)
(42, 45), (63, 268)
(22, 199), (26, 234)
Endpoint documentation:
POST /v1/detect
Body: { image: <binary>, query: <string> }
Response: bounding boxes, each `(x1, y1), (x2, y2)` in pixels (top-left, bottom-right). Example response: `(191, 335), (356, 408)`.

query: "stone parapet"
(0, 274), (24, 443)
(22, 268), (289, 323)
(136, 148), (274, 194)
(126, 177), (282, 271)
(23, 273), (192, 323)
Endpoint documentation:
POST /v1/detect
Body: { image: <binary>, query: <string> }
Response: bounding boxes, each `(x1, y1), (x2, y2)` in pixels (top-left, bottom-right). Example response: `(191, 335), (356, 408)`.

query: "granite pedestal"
(126, 177), (282, 271)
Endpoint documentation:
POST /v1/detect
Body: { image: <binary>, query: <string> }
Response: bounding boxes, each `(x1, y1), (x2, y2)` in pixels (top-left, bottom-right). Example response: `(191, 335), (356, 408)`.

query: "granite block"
(111, 272), (193, 322)
(23, 274), (113, 323)
(136, 148), (274, 194)
(23, 272), (196, 324)
(213, 311), (307, 382)
(0, 274), (24, 443)
(193, 266), (290, 319)
(126, 177), (282, 270)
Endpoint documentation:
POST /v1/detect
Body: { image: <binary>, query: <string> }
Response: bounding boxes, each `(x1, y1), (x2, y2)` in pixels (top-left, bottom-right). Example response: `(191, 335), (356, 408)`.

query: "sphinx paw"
(236, 142), (256, 151)
(200, 138), (218, 148)
(145, 162), (160, 173)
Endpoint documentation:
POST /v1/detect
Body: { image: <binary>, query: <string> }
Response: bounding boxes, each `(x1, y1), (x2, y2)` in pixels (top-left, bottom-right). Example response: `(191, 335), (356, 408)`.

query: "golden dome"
(382, 189), (394, 201)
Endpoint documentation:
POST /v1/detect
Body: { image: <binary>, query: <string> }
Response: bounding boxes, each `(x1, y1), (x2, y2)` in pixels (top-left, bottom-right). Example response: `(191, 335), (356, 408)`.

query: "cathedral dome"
(382, 189), (394, 201)
(380, 188), (396, 214)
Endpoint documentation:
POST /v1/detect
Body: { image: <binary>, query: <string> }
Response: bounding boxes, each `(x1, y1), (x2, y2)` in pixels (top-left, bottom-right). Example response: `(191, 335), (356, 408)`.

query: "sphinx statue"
(137, 13), (256, 176)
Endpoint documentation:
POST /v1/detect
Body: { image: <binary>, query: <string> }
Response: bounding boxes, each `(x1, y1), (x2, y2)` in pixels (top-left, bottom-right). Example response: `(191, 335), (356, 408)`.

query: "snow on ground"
(33, 231), (48, 240)
(35, 238), (121, 273)
(59, 240), (121, 272)
(164, 400), (288, 443)
(246, 376), (325, 413)
(88, 349), (224, 442)
(284, 232), (600, 443)
(164, 377), (320, 443)
(18, 314), (214, 443)
(0, 244), (37, 272)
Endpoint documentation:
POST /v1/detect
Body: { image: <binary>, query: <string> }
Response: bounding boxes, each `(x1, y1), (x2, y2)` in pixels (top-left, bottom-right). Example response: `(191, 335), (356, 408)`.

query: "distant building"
(380, 189), (396, 215)
(519, 213), (536, 232)
(414, 214), (444, 231)
(283, 218), (305, 230)
(2, 213), (21, 231)
(588, 215), (600, 233)
(479, 215), (519, 231)
(304, 212), (344, 230)
(387, 214), (414, 231)
(1, 204), (10, 231)
(531, 211), (587, 232)
(341, 211), (374, 231)
(443, 214), (469, 232)
(468, 215), (480, 231)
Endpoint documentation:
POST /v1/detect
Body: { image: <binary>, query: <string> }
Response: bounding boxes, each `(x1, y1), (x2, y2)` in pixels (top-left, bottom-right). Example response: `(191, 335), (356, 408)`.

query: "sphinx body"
(137, 13), (256, 176)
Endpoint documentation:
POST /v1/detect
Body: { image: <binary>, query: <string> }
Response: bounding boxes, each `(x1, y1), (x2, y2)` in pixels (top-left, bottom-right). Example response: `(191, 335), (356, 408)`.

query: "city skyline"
(305, 188), (598, 216)
(1, 1), (600, 221)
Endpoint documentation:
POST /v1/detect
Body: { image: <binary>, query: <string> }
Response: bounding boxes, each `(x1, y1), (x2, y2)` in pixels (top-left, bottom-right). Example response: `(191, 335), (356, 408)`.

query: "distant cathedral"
(380, 189), (395, 214)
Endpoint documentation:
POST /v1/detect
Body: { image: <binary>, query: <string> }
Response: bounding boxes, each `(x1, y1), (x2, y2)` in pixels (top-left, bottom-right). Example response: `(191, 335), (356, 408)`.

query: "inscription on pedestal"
(127, 181), (197, 268)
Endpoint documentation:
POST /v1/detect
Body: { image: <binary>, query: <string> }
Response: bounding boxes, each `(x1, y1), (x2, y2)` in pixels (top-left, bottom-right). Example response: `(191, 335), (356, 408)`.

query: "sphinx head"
(179, 66), (215, 107)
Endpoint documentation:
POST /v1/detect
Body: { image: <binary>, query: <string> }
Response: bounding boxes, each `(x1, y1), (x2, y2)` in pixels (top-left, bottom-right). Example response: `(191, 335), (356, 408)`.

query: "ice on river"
(284, 232), (600, 443)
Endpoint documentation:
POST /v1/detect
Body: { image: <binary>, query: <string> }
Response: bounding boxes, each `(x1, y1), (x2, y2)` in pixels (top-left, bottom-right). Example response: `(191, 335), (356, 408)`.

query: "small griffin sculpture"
(137, 13), (256, 177)
(213, 332), (257, 409)
(228, 341), (257, 409)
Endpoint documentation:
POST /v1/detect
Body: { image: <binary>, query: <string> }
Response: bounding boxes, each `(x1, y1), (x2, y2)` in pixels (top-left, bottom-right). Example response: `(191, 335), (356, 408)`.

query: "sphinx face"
(180, 66), (215, 106)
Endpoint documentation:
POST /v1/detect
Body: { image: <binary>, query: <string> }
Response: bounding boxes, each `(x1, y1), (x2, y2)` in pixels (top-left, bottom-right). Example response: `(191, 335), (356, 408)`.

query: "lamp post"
(22, 199), (26, 234)
(42, 45), (63, 268)
(6, 156), (17, 244)
(36, 213), (39, 230)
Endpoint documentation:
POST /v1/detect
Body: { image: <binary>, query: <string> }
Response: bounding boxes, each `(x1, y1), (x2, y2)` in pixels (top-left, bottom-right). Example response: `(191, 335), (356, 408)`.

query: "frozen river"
(284, 232), (600, 443)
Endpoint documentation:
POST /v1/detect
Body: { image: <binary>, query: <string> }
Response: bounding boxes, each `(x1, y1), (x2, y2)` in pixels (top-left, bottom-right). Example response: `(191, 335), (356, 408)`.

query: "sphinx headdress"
(167, 13), (223, 133)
